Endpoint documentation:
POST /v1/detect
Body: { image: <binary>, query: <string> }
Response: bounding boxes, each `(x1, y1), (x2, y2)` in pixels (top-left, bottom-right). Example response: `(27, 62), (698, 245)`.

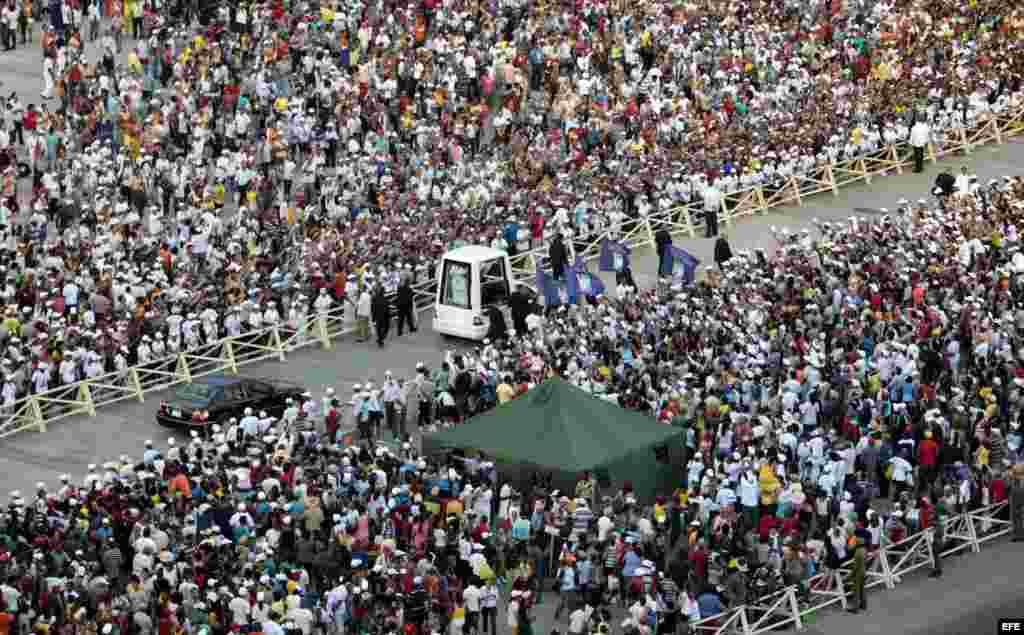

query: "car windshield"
(174, 384), (215, 404)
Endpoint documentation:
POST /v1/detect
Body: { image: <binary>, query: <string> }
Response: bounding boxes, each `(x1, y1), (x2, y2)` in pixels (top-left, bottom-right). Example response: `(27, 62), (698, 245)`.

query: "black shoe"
(1012, 537), (1024, 542)
(846, 608), (860, 614)
(928, 571), (942, 578)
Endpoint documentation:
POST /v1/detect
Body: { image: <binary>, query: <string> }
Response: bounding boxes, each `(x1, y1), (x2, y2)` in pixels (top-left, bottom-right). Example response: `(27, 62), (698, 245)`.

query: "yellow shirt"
(496, 383), (516, 404)
(759, 465), (781, 505)
(127, 51), (142, 74)
(654, 503), (666, 523)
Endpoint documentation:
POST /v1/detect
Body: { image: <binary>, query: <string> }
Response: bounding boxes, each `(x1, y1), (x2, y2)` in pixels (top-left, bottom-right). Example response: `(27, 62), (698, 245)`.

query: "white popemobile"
(433, 245), (518, 340)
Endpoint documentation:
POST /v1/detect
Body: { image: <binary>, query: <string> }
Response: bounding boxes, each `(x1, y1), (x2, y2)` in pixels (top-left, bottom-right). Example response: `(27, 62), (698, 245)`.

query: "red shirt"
(991, 478), (1006, 503)
(918, 502), (932, 530)
(782, 515), (800, 536)
(758, 515), (780, 540)
(918, 439), (939, 466)
(688, 547), (707, 580)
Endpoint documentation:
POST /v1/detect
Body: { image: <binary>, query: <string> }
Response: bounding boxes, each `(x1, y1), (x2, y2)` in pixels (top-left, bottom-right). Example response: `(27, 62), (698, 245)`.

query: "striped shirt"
(103, 546), (124, 573)
(660, 578), (679, 608)
(480, 586), (498, 609)
(604, 545), (619, 569)
(573, 508), (595, 532)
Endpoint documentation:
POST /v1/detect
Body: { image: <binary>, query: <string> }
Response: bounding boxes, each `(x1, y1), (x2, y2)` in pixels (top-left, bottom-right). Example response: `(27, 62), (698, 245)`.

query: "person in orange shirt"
(414, 16), (426, 44)
(169, 470), (191, 513)
(0, 610), (13, 635)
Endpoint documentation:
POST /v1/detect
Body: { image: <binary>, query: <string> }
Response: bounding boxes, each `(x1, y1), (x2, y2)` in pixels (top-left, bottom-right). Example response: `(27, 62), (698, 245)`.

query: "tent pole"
(549, 534), (556, 579)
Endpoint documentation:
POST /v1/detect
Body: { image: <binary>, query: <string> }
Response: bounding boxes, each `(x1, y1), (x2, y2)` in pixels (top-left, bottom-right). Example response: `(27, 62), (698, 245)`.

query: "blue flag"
(536, 268), (572, 306)
(50, 0), (64, 31)
(569, 257), (606, 300)
(667, 246), (700, 285)
(599, 239), (632, 272)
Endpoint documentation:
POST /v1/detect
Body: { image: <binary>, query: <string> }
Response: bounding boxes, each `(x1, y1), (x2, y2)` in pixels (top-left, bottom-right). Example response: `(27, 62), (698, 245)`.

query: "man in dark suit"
(549, 234), (568, 280)
(395, 278), (416, 336)
(655, 227), (673, 276)
(370, 285), (390, 347)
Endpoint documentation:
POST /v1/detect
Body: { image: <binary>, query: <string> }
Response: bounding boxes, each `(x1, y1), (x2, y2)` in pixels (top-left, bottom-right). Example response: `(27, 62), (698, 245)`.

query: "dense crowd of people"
(5, 177), (1024, 635)
(0, 0), (1022, 403)
(2, 0), (1024, 634)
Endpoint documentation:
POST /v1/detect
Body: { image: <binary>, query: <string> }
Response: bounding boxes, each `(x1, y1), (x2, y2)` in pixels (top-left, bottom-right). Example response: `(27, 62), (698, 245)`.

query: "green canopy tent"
(421, 377), (685, 499)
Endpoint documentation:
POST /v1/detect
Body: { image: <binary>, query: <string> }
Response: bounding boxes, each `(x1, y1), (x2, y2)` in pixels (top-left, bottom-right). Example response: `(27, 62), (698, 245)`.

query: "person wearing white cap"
(301, 391), (319, 419)
(166, 438), (181, 462)
(239, 407), (261, 440)
(229, 588), (253, 626)
(230, 503), (254, 529)
(355, 286), (373, 342)
(143, 440), (160, 466)
(909, 116), (931, 173)
(56, 474), (75, 502)
(380, 370), (404, 440)
(320, 387), (336, 419)
(83, 464), (101, 489)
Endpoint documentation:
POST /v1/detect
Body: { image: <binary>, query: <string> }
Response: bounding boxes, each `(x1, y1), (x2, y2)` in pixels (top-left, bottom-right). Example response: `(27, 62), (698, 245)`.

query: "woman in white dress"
(42, 55), (56, 99)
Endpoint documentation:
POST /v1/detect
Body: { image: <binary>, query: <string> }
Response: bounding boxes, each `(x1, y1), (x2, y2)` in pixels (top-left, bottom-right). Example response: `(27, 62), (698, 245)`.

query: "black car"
(156, 375), (306, 428)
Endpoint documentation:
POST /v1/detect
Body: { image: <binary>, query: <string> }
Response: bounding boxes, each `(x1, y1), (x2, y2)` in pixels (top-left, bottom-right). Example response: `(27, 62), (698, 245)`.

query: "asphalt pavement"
(802, 539), (1024, 635)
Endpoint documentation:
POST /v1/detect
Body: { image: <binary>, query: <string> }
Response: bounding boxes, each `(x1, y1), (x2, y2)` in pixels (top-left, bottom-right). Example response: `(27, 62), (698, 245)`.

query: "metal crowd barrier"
(689, 501), (1015, 634)
(0, 276), (440, 439)
(504, 103), (1024, 280)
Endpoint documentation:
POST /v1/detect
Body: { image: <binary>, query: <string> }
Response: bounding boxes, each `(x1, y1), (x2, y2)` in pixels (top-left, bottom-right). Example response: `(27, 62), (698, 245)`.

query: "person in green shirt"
(846, 534), (867, 613)
(0, 313), (20, 339)
(191, 603), (209, 627)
